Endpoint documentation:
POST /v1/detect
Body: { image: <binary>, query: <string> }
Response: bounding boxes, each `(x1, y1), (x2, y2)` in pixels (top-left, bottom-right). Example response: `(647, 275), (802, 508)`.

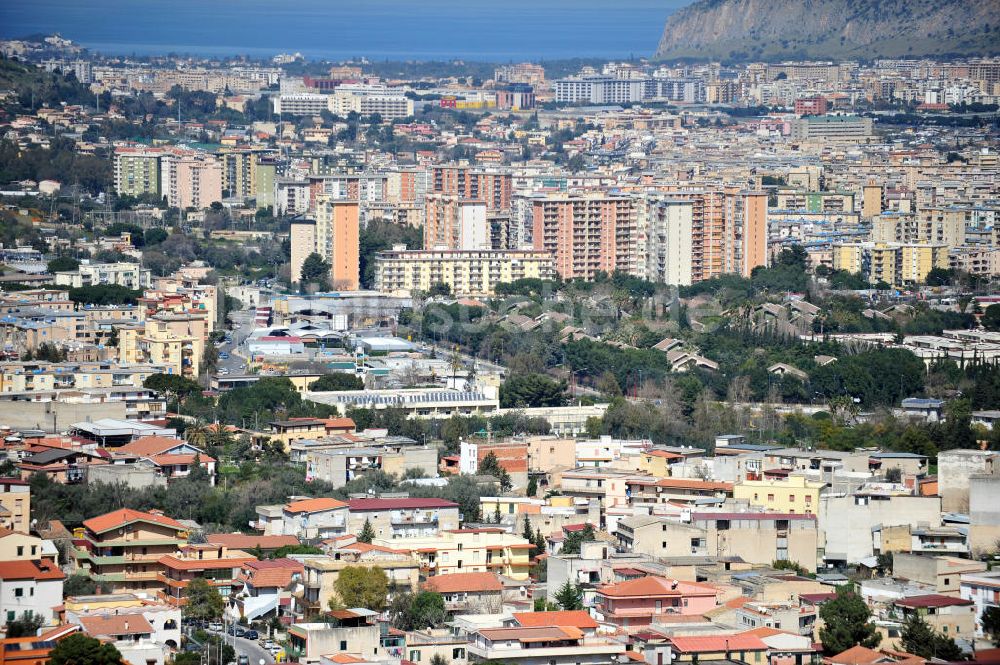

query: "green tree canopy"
(333, 566), (388, 611)
(309, 373), (364, 392)
(554, 580), (583, 610)
(478, 451), (513, 492)
(499, 373), (567, 408)
(299, 252), (331, 289)
(818, 586), (881, 655)
(357, 518), (376, 544)
(47, 256), (80, 273)
(49, 633), (124, 665)
(388, 590), (448, 631)
(983, 304), (1000, 332)
(900, 614), (964, 660)
(561, 524), (596, 555)
(183, 577), (225, 621)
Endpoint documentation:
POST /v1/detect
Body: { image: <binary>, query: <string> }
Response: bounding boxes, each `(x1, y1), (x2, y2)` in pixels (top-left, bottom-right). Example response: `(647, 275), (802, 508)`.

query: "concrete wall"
(819, 494), (941, 564)
(0, 400), (126, 432)
(938, 450), (998, 513)
(86, 464), (168, 489)
(969, 475), (1000, 557)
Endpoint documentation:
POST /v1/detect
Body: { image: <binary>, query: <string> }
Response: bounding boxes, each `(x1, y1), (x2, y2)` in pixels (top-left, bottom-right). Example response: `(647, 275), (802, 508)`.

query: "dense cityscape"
(0, 13), (999, 665)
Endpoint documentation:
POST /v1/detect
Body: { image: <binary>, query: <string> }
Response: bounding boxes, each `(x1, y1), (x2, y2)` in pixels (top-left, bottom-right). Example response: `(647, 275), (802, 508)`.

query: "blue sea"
(0, 0), (691, 61)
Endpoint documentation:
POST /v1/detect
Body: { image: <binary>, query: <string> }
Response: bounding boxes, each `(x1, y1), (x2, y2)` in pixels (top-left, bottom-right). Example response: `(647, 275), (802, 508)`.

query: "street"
(205, 628), (275, 665)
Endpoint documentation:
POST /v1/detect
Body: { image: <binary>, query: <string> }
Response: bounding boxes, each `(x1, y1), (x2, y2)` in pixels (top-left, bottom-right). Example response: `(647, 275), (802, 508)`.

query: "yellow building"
(831, 243), (864, 275)
(0, 479), (31, 533)
(639, 450), (683, 479)
(374, 528), (533, 580)
(898, 243), (949, 284)
(373, 248), (555, 297)
(137, 314), (207, 378)
(733, 476), (824, 515)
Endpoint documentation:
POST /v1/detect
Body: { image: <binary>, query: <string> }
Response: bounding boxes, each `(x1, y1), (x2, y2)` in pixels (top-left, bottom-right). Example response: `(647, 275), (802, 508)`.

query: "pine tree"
(493, 503), (502, 524)
(818, 585), (881, 655)
(358, 518), (375, 544)
(554, 580), (583, 610)
(527, 475), (537, 497)
(522, 515), (534, 542)
(900, 615), (964, 660)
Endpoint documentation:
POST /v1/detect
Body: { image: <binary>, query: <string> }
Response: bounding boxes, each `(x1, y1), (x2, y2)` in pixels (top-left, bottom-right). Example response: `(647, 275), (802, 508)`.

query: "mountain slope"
(655, 0), (1000, 61)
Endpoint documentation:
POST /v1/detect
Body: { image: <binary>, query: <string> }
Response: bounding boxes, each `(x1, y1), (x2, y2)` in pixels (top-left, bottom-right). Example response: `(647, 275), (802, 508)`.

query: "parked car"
(235, 627), (246, 637)
(208, 622), (223, 632)
(244, 630), (258, 641)
(237, 655), (249, 665)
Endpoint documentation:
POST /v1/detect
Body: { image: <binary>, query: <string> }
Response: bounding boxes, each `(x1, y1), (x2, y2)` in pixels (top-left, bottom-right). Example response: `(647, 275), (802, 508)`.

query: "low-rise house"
(960, 570), (1000, 637)
(892, 554), (986, 596)
(0, 557), (64, 627)
(0, 625), (80, 665)
(0, 479), (30, 532)
(74, 508), (188, 594)
(375, 527), (533, 580)
(205, 533), (300, 556)
(665, 633), (769, 665)
(593, 575), (720, 632)
(287, 610), (381, 663)
(230, 558), (304, 621)
(157, 543), (257, 606)
(467, 625), (625, 665)
(113, 436), (217, 484)
(423, 571), (503, 614)
(346, 497), (460, 539)
(281, 497), (349, 540)
(892, 594), (977, 642)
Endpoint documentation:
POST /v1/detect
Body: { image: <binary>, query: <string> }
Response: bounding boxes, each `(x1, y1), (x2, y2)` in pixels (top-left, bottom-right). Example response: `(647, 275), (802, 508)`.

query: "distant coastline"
(0, 0), (690, 62)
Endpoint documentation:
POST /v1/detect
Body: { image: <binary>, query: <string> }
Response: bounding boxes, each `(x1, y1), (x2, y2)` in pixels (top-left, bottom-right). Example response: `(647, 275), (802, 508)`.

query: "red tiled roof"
(826, 645), (887, 665)
(513, 610), (598, 629)
(599, 576), (718, 598)
(424, 572), (502, 593)
(83, 508), (185, 534)
(117, 435), (186, 456)
(670, 634), (768, 653)
(78, 614), (153, 637)
(0, 558), (65, 581)
(895, 594), (974, 609)
(285, 497), (347, 514)
(348, 498), (458, 511)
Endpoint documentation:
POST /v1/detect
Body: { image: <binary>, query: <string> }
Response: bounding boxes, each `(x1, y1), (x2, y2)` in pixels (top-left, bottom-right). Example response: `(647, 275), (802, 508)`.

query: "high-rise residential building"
(662, 189), (768, 283)
(424, 194), (489, 250)
(113, 147), (162, 198)
(872, 209), (968, 249)
(373, 247), (555, 297)
(644, 198), (695, 285)
(794, 96), (829, 116)
(863, 183), (883, 219)
(494, 62), (546, 86)
(161, 151), (223, 210)
(254, 158), (279, 210)
(431, 166), (511, 211)
(832, 242), (948, 286)
(531, 193), (640, 281)
(314, 197), (360, 290)
(289, 219), (317, 284)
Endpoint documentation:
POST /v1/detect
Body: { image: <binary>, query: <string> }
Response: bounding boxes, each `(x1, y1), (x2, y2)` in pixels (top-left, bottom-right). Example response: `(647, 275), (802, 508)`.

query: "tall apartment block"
(314, 197), (360, 290)
(289, 219), (317, 284)
(424, 194), (489, 250)
(531, 193), (640, 281)
(431, 166), (512, 212)
(113, 147), (162, 198)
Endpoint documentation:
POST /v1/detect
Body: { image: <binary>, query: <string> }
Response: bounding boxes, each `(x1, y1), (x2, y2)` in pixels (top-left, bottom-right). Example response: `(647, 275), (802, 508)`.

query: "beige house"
(892, 554), (986, 597)
(0, 479), (30, 533)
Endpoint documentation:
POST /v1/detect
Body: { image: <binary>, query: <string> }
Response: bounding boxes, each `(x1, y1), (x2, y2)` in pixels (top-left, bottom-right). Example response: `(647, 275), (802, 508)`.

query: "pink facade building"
(594, 575), (721, 632)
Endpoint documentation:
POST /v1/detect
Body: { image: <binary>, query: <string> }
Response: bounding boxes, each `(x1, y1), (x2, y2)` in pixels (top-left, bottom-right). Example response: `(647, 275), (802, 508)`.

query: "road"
(216, 309), (255, 375)
(207, 628), (275, 665)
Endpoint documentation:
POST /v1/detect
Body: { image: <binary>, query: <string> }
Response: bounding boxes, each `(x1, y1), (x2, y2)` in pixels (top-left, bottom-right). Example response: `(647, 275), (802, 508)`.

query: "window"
(408, 650), (420, 661)
(789, 495), (796, 502)
(14, 588), (23, 597)
(767, 494), (775, 502)
(805, 495), (812, 504)
(452, 648), (465, 659)
(6, 611), (14, 622)
(340, 641), (348, 651)
(944, 578), (950, 586)
(16, 546), (23, 556)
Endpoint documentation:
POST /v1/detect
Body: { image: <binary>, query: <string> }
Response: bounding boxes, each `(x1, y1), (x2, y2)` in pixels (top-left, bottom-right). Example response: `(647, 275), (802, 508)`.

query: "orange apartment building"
(431, 165), (511, 211)
(532, 193), (640, 281)
(314, 197), (360, 290)
(74, 508), (188, 594)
